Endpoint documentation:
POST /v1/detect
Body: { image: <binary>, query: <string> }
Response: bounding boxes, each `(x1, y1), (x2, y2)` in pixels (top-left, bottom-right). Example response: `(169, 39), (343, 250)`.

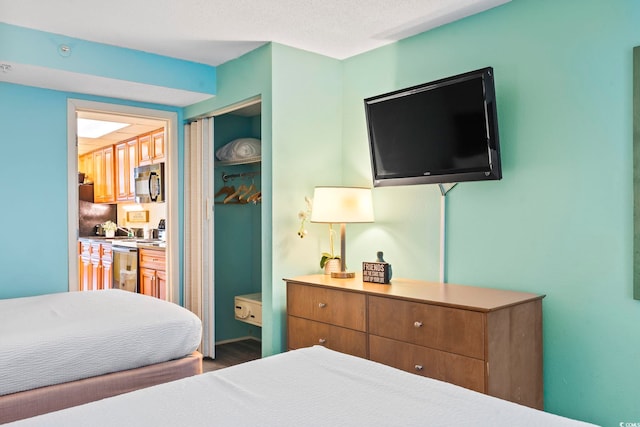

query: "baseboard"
(214, 336), (262, 345)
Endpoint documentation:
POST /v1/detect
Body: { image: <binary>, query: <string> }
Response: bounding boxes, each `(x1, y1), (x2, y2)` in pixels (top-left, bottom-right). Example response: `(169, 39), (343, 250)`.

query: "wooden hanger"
(215, 185), (235, 199)
(239, 183), (256, 200)
(247, 191), (262, 204)
(224, 184), (248, 204)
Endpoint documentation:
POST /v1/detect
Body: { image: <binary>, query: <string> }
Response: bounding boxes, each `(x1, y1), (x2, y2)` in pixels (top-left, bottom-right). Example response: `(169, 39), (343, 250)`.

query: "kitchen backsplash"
(116, 202), (167, 234)
(79, 201), (117, 237)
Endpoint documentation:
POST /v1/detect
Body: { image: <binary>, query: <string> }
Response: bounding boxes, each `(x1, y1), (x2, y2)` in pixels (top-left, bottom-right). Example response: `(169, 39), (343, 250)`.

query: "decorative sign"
(126, 210), (149, 223)
(362, 262), (391, 284)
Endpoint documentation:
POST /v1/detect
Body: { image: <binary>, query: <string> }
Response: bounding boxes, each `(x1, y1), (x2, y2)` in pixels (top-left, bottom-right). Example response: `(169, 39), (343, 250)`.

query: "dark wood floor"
(202, 339), (262, 372)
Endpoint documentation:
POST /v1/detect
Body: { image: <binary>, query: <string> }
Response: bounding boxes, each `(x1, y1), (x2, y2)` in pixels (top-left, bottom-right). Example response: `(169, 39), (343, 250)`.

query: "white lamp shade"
(310, 187), (374, 223)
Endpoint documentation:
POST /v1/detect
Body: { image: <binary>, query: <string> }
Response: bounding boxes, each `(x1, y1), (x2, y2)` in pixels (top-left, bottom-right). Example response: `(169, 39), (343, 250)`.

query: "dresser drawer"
(369, 335), (485, 393)
(287, 283), (366, 331)
(368, 296), (484, 359)
(287, 316), (368, 358)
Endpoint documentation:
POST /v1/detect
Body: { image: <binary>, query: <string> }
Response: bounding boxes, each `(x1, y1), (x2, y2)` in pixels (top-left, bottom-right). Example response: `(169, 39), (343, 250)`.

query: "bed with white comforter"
(0, 289), (202, 423)
(6, 346), (597, 427)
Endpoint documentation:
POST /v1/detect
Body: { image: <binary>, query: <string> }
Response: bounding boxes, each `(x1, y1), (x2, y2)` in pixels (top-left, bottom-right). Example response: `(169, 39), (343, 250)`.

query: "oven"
(112, 246), (138, 293)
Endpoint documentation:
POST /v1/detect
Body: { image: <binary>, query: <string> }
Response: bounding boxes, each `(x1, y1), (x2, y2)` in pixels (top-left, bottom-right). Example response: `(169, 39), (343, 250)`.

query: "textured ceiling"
(0, 0), (509, 66)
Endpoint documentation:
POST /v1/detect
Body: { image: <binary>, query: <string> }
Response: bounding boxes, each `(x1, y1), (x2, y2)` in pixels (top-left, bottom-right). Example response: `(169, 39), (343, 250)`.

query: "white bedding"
(0, 289), (202, 396)
(6, 346), (596, 427)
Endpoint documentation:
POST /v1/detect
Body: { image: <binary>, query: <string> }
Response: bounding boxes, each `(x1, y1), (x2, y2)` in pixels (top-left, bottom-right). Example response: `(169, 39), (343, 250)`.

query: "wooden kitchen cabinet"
(138, 128), (165, 165)
(79, 240), (93, 291)
(78, 153), (94, 183)
(115, 137), (138, 201)
(285, 274), (545, 410)
(93, 146), (115, 203)
(79, 240), (112, 291)
(101, 243), (112, 289)
(139, 248), (166, 299)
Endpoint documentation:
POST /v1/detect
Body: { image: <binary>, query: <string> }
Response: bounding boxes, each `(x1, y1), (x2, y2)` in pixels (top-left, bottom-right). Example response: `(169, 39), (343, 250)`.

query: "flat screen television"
(364, 67), (501, 187)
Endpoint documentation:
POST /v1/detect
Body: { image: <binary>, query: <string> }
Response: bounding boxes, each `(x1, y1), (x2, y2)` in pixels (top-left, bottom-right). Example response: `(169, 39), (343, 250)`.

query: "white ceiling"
(77, 111), (166, 156)
(0, 0), (509, 105)
(0, 0), (508, 65)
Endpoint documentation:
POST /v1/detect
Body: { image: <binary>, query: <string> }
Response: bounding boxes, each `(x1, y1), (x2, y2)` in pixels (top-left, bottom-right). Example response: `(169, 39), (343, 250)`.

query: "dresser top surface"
(284, 274), (544, 312)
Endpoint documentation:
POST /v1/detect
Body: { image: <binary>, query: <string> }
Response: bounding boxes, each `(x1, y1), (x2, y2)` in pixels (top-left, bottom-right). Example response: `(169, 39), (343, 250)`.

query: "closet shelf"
(215, 156), (261, 166)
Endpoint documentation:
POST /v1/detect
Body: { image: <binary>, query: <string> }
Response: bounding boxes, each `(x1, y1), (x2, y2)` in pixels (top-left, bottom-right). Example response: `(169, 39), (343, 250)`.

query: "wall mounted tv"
(364, 67), (501, 187)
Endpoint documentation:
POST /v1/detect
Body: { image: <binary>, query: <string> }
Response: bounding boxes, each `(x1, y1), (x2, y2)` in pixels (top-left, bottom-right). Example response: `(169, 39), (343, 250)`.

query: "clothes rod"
(222, 171), (260, 182)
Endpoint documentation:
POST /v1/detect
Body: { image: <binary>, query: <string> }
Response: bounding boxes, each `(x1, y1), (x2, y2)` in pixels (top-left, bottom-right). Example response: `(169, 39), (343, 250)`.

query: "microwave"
(134, 163), (165, 203)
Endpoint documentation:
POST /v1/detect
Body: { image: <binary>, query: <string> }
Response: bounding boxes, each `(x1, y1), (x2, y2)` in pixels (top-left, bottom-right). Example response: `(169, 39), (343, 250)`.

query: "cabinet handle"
(318, 302), (327, 308)
(414, 364), (424, 371)
(318, 338), (326, 344)
(414, 321), (423, 328)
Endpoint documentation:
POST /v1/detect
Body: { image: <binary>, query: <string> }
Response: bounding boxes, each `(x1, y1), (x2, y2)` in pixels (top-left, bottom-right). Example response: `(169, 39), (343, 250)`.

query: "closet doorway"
(212, 98), (262, 345)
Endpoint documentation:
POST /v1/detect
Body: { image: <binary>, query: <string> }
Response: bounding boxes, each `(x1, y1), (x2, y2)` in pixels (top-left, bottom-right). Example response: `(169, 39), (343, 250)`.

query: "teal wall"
(0, 83), (69, 298)
(185, 44), (343, 355)
(269, 44), (343, 354)
(340, 1), (640, 425)
(0, 22), (216, 95)
(185, 44), (276, 352)
(0, 82), (184, 299)
(0, 23), (214, 301)
(3, 1), (639, 424)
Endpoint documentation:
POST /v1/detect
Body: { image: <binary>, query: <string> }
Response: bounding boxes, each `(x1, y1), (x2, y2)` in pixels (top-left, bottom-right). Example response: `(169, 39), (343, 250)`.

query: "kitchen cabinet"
(139, 248), (166, 299)
(80, 240), (112, 291)
(285, 274), (545, 410)
(79, 240), (92, 291)
(90, 241), (112, 290)
(93, 146), (115, 203)
(78, 153), (94, 183)
(115, 137), (138, 201)
(101, 244), (113, 289)
(138, 128), (165, 166)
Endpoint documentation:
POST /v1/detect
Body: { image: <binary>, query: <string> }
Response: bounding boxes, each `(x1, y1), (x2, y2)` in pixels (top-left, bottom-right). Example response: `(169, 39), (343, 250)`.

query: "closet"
(213, 101), (262, 344)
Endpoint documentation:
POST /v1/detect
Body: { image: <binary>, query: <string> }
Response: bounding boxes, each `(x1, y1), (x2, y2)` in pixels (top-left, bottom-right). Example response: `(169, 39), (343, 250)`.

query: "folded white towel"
(216, 138), (261, 161)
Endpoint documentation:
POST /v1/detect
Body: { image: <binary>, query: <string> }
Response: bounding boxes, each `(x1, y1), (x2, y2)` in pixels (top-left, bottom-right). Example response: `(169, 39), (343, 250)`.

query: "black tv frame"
(364, 67), (502, 187)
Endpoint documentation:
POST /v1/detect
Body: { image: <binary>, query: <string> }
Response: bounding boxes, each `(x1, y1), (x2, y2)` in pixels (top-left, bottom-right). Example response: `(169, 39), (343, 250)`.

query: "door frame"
(67, 99), (180, 303)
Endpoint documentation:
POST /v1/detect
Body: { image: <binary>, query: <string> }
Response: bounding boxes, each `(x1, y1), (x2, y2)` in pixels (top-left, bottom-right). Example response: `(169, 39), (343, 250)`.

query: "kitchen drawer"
(369, 335), (485, 393)
(139, 248), (166, 271)
(101, 243), (112, 262)
(90, 242), (102, 259)
(287, 283), (366, 331)
(287, 316), (367, 358)
(368, 296), (484, 359)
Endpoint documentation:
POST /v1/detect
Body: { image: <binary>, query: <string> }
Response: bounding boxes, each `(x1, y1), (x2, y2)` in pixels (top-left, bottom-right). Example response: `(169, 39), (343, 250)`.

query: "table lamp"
(310, 186), (374, 278)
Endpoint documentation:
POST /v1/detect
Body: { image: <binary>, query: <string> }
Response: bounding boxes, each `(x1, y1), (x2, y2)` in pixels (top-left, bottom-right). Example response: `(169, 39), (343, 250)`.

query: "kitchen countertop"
(78, 236), (166, 250)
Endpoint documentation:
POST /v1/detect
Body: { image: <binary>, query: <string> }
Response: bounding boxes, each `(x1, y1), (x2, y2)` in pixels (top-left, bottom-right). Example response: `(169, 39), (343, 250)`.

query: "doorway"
(67, 99), (180, 303)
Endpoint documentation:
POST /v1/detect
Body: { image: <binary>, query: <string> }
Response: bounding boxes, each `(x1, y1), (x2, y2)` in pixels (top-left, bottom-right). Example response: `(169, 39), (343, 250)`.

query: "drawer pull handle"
(414, 321), (423, 328)
(414, 364), (424, 371)
(318, 338), (326, 344)
(318, 302), (327, 308)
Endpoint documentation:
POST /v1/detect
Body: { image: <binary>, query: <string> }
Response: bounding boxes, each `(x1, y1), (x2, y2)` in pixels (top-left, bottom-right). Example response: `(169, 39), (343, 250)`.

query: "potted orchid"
(319, 224), (340, 274)
(298, 197), (340, 274)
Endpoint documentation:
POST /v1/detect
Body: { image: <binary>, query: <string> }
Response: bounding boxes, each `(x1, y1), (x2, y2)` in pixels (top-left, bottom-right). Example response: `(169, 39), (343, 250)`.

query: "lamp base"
(331, 271), (355, 279)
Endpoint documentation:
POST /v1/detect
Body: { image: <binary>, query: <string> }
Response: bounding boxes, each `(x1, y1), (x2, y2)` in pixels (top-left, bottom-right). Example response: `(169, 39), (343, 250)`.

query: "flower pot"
(105, 230), (115, 238)
(324, 258), (341, 275)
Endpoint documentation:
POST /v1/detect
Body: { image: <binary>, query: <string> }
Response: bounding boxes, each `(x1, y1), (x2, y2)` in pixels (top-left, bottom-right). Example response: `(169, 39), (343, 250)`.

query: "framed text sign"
(362, 262), (391, 284)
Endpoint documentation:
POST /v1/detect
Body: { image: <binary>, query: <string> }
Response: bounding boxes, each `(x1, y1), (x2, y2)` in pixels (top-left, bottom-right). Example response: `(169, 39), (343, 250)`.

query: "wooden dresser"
(285, 274), (544, 410)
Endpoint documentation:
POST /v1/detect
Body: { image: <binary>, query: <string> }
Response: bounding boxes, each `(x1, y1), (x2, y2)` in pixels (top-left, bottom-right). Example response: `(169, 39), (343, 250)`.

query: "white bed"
(6, 346), (596, 427)
(0, 289), (202, 423)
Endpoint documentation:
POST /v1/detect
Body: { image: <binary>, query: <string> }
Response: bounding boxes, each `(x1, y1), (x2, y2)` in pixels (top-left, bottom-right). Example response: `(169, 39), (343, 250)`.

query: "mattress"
(6, 346), (597, 427)
(0, 289), (202, 396)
